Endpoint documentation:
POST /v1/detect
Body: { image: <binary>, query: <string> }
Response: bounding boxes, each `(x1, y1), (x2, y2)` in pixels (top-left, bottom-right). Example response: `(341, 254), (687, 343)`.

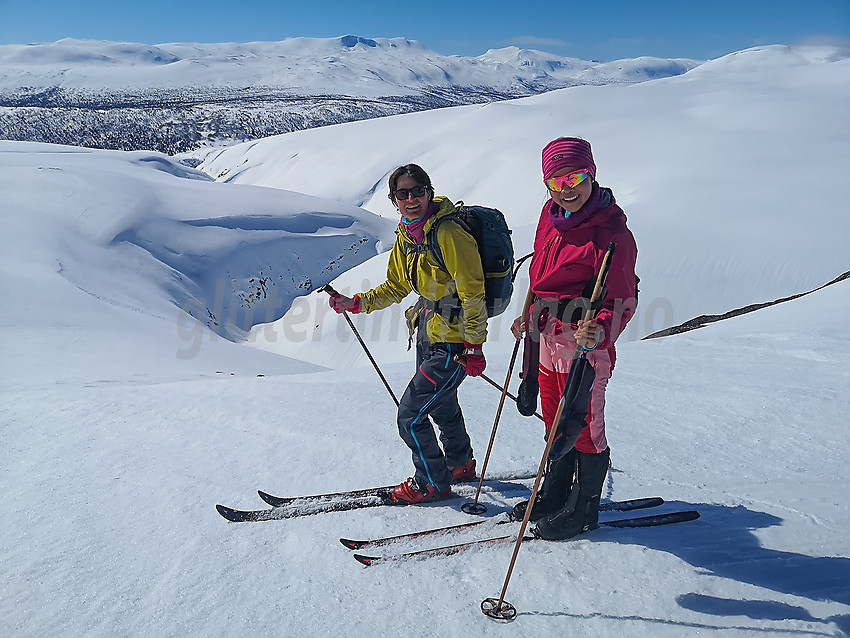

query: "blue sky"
(1, 0), (849, 61)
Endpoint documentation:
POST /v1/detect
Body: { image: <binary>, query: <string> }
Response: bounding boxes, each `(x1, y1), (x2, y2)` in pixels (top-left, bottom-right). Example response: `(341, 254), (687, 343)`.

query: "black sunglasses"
(393, 185), (428, 200)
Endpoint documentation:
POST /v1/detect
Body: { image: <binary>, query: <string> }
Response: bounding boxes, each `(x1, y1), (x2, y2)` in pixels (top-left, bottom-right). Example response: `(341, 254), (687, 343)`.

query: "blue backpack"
(426, 203), (515, 317)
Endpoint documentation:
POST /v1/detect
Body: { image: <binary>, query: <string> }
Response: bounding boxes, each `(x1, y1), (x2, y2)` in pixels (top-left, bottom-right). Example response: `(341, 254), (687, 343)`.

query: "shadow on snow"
(497, 500), (849, 633)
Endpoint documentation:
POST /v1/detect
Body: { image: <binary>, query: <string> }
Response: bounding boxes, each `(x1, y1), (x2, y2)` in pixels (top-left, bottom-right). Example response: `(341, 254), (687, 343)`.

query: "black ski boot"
(533, 447), (610, 540)
(510, 448), (577, 522)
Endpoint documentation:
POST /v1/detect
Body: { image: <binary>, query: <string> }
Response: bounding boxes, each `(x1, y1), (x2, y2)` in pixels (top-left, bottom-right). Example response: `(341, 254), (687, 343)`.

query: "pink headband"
(542, 137), (596, 181)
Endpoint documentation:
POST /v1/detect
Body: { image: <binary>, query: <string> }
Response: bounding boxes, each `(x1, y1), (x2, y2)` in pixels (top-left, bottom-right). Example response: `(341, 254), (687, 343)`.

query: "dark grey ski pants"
(396, 335), (474, 493)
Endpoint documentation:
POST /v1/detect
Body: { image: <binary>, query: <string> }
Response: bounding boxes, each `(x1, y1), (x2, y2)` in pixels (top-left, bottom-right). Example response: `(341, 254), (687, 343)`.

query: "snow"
(0, 36), (700, 94)
(1, 44), (849, 637)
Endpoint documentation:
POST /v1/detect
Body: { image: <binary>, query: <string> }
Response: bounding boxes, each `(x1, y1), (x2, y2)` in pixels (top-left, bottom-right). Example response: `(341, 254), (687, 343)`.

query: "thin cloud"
(794, 33), (850, 48)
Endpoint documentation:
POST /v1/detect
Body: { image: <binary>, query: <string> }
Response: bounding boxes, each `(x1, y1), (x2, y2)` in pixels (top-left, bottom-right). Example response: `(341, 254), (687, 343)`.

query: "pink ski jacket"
(528, 187), (638, 350)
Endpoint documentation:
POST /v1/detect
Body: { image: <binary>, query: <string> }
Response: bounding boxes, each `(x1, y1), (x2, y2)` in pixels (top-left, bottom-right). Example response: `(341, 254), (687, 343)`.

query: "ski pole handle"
(583, 242), (616, 322)
(577, 242), (616, 348)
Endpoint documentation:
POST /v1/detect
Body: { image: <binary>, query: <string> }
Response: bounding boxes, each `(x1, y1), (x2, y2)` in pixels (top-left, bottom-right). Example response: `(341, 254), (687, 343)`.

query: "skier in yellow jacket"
(329, 164), (487, 503)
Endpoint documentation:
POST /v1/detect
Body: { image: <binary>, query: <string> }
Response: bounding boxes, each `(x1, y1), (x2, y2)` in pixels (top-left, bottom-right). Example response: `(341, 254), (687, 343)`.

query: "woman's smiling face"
(393, 174), (431, 220)
(547, 166), (593, 214)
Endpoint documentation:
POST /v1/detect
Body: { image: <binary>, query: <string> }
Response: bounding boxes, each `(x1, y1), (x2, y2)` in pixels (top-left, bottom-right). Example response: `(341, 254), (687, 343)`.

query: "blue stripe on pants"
(396, 341), (472, 492)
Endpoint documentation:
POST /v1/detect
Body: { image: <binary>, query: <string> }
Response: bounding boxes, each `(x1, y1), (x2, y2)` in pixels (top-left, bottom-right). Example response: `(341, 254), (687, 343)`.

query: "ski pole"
(320, 284), (399, 407)
(481, 395), (567, 621)
(461, 338), (521, 515)
(482, 242), (616, 621)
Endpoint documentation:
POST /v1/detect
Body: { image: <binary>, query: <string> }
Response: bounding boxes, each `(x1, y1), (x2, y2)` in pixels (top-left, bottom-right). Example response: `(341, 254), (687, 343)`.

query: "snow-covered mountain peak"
(477, 45), (589, 70)
(0, 35), (701, 91)
(3, 37), (182, 66)
(0, 35), (704, 154)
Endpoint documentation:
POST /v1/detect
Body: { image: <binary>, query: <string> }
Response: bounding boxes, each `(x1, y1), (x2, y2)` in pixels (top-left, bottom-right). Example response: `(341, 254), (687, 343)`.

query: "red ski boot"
(391, 478), (451, 504)
(449, 458), (477, 483)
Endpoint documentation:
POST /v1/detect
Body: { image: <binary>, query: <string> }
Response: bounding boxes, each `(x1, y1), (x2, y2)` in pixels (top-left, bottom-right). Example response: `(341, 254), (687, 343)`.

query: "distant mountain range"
(0, 36), (701, 155)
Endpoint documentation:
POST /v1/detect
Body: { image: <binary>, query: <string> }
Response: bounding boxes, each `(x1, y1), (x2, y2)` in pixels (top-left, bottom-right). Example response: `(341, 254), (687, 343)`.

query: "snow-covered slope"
(2, 222), (848, 637)
(1, 43), (849, 638)
(201, 44), (850, 367)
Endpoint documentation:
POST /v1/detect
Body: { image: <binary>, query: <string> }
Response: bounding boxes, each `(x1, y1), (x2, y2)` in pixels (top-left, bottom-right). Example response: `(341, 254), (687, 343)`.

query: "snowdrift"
(0, 141), (395, 386)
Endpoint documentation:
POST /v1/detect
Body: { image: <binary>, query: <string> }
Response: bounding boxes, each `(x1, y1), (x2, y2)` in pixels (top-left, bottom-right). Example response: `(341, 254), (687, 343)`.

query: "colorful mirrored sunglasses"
(393, 185), (428, 200)
(544, 168), (592, 192)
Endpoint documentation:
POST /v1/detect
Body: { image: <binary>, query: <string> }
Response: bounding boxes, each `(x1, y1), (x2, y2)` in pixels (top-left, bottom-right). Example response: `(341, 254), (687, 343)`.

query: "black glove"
(580, 277), (606, 313)
(517, 375), (539, 417)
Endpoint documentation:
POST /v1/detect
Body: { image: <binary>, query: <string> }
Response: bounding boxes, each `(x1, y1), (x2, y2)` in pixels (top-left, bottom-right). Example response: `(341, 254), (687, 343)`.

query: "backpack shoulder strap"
(426, 209), (473, 274)
(398, 232), (429, 294)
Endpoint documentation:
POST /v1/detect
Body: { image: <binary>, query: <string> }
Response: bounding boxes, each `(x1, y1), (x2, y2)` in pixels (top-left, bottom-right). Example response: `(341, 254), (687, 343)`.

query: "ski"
(256, 469), (538, 507)
(351, 510), (700, 566)
(217, 491), (398, 522)
(340, 497), (664, 550)
(216, 473), (537, 523)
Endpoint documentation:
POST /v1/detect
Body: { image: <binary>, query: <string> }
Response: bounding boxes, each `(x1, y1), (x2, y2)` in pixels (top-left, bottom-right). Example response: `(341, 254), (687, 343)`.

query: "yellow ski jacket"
(359, 197), (487, 346)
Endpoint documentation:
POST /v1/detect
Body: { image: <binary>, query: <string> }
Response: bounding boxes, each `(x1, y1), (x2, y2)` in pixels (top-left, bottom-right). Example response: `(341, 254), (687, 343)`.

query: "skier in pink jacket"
(510, 137), (638, 540)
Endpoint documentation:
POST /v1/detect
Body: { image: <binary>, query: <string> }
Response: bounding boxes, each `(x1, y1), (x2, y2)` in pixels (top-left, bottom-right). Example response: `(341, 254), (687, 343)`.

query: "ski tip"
(216, 504), (261, 523)
(257, 490), (288, 507)
(353, 554), (381, 567)
(216, 504), (239, 521)
(340, 538), (367, 550)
